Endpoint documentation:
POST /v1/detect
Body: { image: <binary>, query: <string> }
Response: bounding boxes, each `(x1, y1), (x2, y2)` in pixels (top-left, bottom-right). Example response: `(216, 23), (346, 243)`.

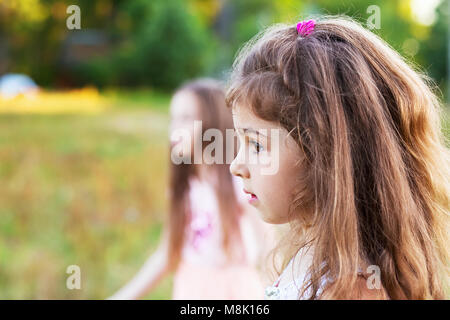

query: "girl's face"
(169, 91), (202, 159)
(230, 105), (303, 224)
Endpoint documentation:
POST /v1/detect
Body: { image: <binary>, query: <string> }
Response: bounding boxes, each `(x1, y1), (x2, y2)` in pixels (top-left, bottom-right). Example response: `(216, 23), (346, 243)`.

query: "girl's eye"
(249, 140), (264, 153)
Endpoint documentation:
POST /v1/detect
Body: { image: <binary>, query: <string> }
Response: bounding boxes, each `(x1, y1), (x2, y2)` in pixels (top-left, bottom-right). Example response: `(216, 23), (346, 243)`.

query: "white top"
(264, 245), (329, 300)
(264, 245), (367, 299)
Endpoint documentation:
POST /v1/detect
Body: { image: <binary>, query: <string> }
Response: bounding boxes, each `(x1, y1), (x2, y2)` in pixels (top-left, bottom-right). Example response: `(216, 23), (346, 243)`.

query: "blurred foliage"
(0, 0), (447, 96)
(421, 0), (449, 98)
(76, 0), (215, 89)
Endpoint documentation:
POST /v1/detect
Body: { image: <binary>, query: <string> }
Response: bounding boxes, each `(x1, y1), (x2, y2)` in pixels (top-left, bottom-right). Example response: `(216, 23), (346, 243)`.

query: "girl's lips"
(243, 188), (258, 204)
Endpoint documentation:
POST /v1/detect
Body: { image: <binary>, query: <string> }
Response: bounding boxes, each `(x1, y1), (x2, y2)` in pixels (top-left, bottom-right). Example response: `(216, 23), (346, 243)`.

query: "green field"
(0, 92), (173, 299)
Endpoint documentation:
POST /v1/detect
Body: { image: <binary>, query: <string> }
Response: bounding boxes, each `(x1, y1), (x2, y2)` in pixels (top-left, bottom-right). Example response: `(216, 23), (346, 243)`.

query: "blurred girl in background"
(109, 79), (273, 299)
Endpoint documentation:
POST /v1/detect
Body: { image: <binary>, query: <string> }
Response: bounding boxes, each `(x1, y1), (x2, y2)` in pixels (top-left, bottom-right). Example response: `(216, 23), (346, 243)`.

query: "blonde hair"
(226, 15), (450, 299)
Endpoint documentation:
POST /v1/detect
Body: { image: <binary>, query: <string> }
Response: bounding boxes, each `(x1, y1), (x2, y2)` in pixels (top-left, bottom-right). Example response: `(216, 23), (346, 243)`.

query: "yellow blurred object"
(0, 0), (49, 24)
(0, 87), (110, 114)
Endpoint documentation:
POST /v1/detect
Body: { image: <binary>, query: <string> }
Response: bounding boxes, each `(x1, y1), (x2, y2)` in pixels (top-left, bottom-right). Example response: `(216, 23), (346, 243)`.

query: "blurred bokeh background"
(0, 0), (448, 299)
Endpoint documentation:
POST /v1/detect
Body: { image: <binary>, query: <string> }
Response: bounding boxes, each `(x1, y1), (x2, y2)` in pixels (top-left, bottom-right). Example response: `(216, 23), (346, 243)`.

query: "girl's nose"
(230, 153), (250, 179)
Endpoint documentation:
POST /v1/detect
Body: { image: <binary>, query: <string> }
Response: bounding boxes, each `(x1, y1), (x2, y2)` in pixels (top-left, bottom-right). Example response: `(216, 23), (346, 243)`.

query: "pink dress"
(172, 175), (265, 300)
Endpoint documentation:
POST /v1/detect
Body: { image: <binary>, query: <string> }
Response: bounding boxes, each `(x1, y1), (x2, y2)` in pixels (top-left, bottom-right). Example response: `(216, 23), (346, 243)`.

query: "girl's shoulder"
(264, 245), (329, 300)
(265, 245), (387, 300)
(264, 246), (308, 300)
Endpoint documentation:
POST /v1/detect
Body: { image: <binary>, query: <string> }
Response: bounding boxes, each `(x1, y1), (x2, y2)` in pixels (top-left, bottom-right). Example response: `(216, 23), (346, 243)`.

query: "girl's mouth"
(243, 189), (258, 204)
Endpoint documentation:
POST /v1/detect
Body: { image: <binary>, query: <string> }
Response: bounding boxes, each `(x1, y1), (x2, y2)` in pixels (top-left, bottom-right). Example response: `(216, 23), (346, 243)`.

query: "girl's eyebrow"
(236, 127), (267, 137)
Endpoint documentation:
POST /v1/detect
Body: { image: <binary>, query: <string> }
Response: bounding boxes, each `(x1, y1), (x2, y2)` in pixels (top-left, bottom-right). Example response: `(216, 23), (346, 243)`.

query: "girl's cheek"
(236, 138), (248, 165)
(255, 151), (276, 175)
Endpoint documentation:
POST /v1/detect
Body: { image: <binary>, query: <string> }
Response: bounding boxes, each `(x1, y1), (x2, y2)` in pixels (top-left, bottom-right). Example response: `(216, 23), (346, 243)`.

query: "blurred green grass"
(0, 91), (173, 299)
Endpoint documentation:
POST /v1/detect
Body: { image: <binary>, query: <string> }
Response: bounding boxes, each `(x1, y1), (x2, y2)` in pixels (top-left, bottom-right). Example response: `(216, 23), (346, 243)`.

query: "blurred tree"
(124, 0), (213, 89)
(0, 0), (446, 95)
(205, 0), (275, 77)
(76, 0), (215, 90)
(189, 0), (222, 26)
(420, 0), (449, 101)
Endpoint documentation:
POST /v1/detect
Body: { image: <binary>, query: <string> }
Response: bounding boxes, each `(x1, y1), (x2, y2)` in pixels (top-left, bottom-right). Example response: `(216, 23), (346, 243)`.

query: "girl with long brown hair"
(227, 16), (450, 299)
(109, 78), (273, 299)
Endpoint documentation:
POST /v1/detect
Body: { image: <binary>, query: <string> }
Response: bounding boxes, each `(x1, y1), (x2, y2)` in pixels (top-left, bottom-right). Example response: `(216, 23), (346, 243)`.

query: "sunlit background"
(0, 0), (448, 299)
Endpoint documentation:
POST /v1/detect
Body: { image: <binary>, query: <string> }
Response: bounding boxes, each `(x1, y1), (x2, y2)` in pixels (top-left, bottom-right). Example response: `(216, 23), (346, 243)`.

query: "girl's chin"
(261, 216), (280, 225)
(259, 210), (289, 225)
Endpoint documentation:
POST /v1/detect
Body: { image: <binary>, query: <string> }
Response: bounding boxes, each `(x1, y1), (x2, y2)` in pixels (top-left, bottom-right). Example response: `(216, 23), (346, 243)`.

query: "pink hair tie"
(296, 19), (316, 36)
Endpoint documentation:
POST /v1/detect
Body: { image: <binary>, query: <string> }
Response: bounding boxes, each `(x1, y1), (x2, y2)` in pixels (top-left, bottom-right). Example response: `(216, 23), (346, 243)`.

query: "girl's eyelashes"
(235, 131), (266, 154)
(249, 139), (264, 154)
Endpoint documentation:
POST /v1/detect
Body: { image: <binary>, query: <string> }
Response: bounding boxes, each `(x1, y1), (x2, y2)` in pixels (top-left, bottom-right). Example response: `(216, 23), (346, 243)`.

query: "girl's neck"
(277, 244), (315, 288)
